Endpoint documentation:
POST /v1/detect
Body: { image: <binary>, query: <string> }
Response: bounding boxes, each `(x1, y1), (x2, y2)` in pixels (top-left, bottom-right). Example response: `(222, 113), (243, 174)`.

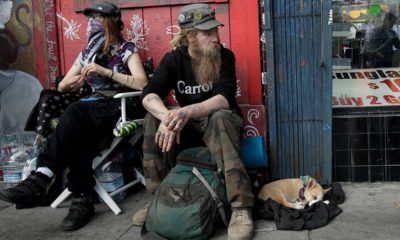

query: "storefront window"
(332, 1), (400, 182)
(333, 0), (400, 108)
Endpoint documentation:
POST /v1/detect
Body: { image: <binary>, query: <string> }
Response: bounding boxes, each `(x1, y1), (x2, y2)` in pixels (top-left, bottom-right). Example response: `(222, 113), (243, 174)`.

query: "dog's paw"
(295, 201), (306, 209)
(323, 200), (330, 205)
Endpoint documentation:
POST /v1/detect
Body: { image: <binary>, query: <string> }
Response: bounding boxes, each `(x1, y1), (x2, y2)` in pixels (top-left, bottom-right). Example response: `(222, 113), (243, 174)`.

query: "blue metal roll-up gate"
(264, 0), (332, 184)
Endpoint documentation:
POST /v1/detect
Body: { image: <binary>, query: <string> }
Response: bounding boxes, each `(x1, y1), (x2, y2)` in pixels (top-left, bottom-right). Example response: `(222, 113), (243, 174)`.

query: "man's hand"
(163, 107), (191, 132)
(155, 123), (179, 152)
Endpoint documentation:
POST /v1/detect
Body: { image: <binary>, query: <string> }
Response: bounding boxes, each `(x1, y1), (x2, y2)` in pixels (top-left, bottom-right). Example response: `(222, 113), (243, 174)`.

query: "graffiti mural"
(0, 1), (13, 29)
(166, 25), (180, 36)
(0, 0), (42, 134)
(127, 14), (150, 51)
(56, 13), (81, 41)
(1, 0), (35, 75)
(236, 79), (242, 97)
(0, 69), (42, 134)
(244, 109), (261, 137)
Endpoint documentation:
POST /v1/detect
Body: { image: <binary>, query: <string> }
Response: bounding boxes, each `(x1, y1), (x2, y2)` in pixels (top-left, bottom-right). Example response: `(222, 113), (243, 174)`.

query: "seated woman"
(0, 2), (148, 231)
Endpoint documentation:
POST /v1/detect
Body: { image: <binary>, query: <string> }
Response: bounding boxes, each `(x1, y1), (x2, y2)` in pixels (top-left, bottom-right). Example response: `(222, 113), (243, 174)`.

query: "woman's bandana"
(86, 17), (104, 39)
(81, 18), (105, 64)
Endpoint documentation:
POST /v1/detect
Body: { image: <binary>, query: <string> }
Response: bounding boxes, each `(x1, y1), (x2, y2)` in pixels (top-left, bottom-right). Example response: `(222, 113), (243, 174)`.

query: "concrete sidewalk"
(1, 182), (400, 240)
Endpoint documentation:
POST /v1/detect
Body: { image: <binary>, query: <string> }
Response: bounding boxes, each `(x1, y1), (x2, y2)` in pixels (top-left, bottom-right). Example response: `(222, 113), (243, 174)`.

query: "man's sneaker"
(61, 193), (95, 231)
(0, 172), (52, 207)
(132, 202), (149, 226)
(228, 208), (254, 240)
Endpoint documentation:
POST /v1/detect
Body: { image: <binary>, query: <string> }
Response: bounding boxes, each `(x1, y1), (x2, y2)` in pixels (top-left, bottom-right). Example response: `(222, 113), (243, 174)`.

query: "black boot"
(0, 172), (52, 207)
(61, 193), (95, 231)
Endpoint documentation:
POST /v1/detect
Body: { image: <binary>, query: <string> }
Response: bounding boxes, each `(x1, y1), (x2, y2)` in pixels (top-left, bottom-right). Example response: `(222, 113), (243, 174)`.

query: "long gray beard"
(192, 44), (222, 85)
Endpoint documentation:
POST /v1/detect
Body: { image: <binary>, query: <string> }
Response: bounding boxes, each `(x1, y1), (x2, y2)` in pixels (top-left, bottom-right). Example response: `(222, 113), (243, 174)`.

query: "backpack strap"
(178, 158), (217, 170)
(192, 167), (228, 226)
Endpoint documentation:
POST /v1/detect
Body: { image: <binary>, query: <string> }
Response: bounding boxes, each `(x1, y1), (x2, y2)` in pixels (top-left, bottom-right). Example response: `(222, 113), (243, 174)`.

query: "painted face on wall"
(0, 0), (13, 29)
(0, 29), (18, 69)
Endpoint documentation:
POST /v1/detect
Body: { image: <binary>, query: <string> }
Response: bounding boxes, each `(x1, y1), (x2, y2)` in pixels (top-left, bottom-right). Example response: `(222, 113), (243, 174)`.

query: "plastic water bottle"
(114, 120), (138, 137)
(21, 157), (37, 181)
(3, 150), (28, 189)
(95, 161), (126, 203)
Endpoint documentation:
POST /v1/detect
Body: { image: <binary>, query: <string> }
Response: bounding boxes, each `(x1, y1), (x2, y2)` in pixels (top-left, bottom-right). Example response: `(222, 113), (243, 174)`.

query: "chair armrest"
(113, 91), (142, 99)
(114, 91), (142, 124)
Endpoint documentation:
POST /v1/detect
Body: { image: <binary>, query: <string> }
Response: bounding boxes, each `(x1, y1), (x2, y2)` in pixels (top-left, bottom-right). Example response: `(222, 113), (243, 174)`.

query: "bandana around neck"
(86, 17), (104, 38)
(81, 18), (105, 64)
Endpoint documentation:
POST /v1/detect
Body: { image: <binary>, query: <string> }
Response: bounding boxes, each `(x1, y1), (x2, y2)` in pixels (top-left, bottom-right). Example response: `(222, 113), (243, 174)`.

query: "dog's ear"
(307, 178), (316, 189)
(323, 187), (332, 193)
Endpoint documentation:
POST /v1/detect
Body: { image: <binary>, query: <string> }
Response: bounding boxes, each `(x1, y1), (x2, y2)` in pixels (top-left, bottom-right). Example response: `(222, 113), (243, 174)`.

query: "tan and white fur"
(257, 178), (331, 209)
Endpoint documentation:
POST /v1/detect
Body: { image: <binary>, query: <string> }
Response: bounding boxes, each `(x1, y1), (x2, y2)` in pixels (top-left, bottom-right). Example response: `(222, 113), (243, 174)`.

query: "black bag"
(24, 85), (91, 134)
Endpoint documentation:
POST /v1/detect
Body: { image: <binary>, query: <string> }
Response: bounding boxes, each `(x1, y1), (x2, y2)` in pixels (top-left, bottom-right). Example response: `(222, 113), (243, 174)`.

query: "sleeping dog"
(257, 176), (331, 209)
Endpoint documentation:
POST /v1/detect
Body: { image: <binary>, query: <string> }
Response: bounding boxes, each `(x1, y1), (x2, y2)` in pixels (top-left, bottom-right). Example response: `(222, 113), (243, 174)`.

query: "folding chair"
(50, 91), (146, 215)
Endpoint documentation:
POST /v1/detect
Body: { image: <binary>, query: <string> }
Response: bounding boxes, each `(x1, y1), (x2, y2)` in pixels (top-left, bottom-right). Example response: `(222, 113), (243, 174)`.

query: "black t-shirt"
(142, 45), (241, 114)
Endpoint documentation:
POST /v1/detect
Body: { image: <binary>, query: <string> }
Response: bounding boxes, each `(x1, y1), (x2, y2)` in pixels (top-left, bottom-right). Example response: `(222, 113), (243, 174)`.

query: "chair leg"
(52, 185), (122, 215)
(92, 137), (123, 169)
(94, 178), (122, 215)
(133, 167), (146, 186)
(50, 188), (72, 208)
(51, 181), (123, 216)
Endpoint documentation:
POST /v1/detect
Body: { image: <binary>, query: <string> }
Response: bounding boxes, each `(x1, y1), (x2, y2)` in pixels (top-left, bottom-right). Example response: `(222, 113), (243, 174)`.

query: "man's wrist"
(187, 104), (202, 117)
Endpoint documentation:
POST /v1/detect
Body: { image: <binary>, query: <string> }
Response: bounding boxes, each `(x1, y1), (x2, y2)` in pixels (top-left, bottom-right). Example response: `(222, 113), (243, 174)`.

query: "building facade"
(265, 0), (400, 183)
(331, 0), (400, 182)
(6, 0), (399, 183)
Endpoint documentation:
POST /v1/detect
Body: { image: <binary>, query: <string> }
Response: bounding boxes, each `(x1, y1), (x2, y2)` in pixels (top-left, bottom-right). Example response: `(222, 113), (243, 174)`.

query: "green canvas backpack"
(143, 147), (228, 240)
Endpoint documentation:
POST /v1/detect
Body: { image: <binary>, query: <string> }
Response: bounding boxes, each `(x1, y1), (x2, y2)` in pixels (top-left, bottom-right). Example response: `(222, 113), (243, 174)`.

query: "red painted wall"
(3, 0), (38, 81)
(35, 0), (266, 139)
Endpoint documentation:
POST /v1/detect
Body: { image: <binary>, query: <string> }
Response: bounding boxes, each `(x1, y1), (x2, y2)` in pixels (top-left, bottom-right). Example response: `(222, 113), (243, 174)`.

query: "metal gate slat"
(265, 0), (332, 183)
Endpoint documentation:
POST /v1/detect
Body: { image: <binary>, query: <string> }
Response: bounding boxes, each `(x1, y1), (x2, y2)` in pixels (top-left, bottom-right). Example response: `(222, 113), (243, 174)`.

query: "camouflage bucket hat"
(178, 3), (224, 30)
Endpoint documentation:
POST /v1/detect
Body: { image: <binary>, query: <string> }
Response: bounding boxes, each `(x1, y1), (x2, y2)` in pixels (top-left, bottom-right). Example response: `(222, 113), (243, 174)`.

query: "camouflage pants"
(142, 110), (254, 208)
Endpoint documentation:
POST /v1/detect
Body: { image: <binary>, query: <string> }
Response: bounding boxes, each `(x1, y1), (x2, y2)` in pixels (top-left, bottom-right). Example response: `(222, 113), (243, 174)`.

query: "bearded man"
(132, 3), (254, 240)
